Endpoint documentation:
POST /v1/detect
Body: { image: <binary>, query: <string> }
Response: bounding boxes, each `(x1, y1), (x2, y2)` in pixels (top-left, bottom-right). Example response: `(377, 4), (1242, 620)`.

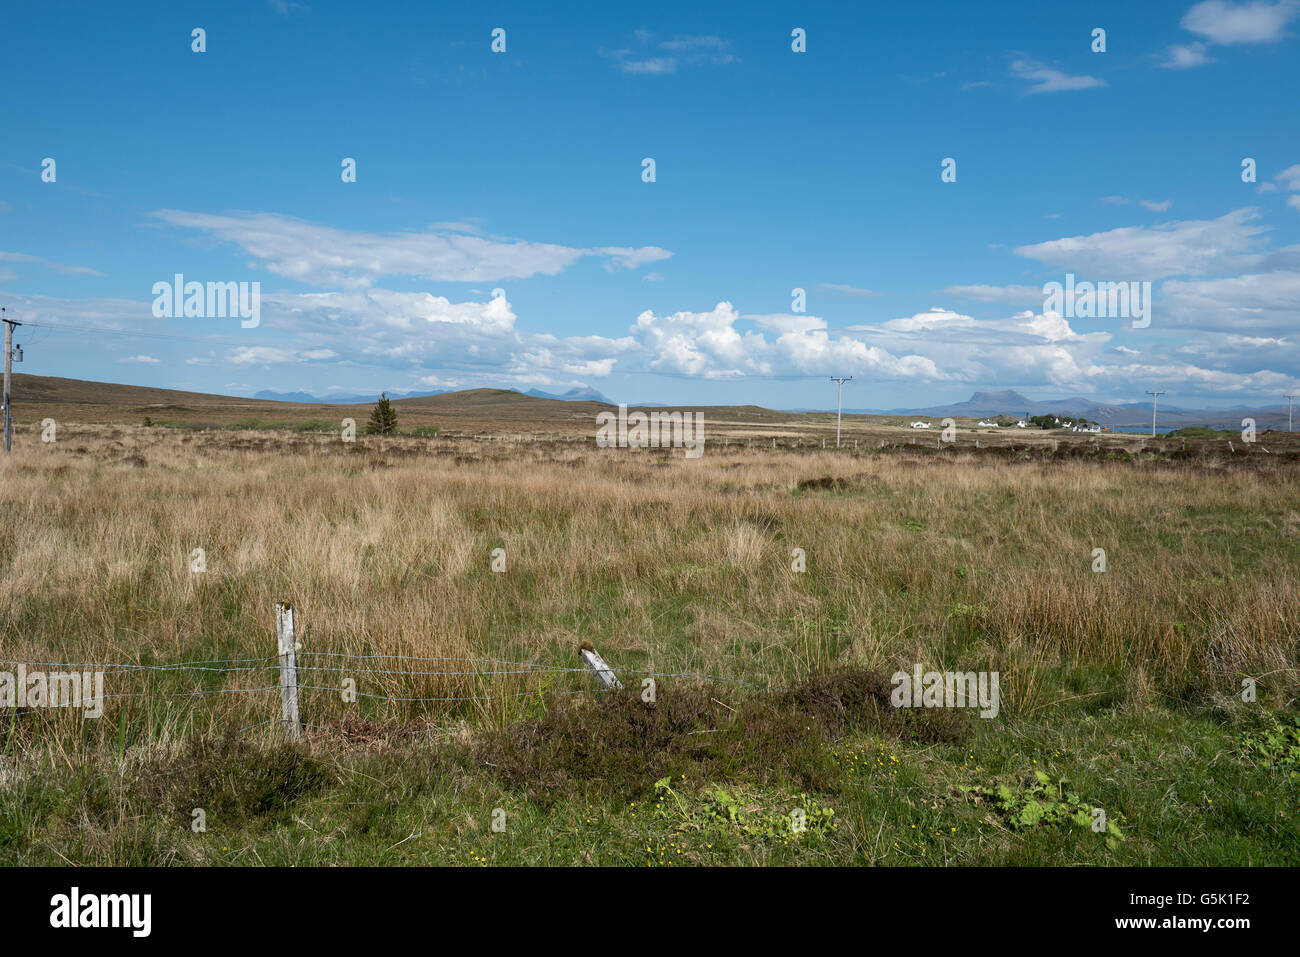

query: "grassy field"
(2, 406), (1298, 866)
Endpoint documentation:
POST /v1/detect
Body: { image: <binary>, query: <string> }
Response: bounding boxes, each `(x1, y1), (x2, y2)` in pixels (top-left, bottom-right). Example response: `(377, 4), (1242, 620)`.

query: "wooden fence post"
(578, 640), (623, 690)
(275, 602), (301, 741)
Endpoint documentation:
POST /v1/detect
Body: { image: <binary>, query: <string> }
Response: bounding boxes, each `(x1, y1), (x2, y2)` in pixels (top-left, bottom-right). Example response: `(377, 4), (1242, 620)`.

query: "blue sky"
(3, 0), (1299, 409)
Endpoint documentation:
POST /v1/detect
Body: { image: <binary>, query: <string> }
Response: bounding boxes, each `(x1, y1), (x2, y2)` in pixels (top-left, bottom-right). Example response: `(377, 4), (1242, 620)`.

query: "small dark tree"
(366, 393), (399, 435)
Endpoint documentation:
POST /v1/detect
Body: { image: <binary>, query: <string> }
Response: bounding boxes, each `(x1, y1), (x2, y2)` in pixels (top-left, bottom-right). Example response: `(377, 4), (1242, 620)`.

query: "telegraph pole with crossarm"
(830, 376), (852, 448)
(3, 308), (23, 452)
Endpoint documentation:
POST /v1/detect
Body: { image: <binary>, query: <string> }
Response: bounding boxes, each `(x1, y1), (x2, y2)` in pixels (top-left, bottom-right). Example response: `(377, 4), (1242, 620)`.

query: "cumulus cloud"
(7, 280), (1296, 401)
(1181, 0), (1300, 44)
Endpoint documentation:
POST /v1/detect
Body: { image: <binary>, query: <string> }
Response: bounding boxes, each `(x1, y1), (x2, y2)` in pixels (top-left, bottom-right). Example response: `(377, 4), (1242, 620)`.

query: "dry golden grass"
(2, 420), (1298, 750)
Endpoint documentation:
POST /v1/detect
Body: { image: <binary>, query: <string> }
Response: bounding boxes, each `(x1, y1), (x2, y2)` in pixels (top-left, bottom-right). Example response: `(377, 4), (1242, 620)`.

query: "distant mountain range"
(254, 385), (613, 405)
(250, 385), (1286, 429)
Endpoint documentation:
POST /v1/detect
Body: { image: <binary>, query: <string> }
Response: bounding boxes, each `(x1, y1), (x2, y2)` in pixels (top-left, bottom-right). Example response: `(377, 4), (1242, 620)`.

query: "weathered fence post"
(275, 602), (301, 741)
(578, 640), (623, 690)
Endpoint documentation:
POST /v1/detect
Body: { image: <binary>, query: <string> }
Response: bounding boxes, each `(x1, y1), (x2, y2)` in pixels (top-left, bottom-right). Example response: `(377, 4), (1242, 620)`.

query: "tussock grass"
(1, 423), (1297, 864)
(3, 424), (1298, 737)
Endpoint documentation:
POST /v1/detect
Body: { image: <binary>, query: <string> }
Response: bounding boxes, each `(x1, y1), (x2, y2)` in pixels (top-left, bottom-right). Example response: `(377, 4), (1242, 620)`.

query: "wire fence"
(0, 642), (769, 741)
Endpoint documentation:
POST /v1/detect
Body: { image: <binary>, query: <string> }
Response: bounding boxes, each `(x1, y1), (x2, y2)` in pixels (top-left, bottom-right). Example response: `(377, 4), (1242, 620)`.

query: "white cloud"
(149, 210), (671, 287)
(613, 55), (677, 74)
(745, 313), (829, 335)
(602, 33), (736, 74)
(1181, 0), (1300, 44)
(1010, 59), (1106, 95)
(628, 302), (947, 381)
(593, 245), (673, 271)
(0, 251), (104, 277)
(118, 354), (160, 364)
(817, 283), (883, 298)
(879, 307), (974, 333)
(936, 284), (1045, 304)
(1015, 208), (1269, 279)
(228, 345), (338, 365)
(1160, 269), (1300, 332)
(10, 273), (1297, 400)
(1160, 42), (1216, 68)
(1139, 199), (1174, 211)
(1277, 164), (1300, 190)
(659, 35), (730, 51)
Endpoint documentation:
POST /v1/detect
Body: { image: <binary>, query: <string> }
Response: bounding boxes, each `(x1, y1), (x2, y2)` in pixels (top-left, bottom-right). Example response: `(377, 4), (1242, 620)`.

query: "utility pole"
(1287, 393), (1298, 434)
(830, 376), (852, 448)
(1145, 390), (1166, 438)
(2, 308), (22, 453)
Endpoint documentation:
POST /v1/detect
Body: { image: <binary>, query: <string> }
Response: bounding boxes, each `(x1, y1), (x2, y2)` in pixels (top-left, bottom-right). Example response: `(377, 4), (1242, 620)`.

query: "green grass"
(3, 679), (1296, 866)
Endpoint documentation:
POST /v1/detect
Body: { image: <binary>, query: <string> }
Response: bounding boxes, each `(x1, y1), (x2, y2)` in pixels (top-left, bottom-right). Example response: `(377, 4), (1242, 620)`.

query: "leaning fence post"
(578, 640), (623, 690)
(275, 602), (301, 741)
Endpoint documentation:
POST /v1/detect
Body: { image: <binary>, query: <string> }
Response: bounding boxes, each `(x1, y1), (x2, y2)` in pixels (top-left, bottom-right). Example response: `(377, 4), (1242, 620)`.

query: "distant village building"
(910, 421), (931, 429)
